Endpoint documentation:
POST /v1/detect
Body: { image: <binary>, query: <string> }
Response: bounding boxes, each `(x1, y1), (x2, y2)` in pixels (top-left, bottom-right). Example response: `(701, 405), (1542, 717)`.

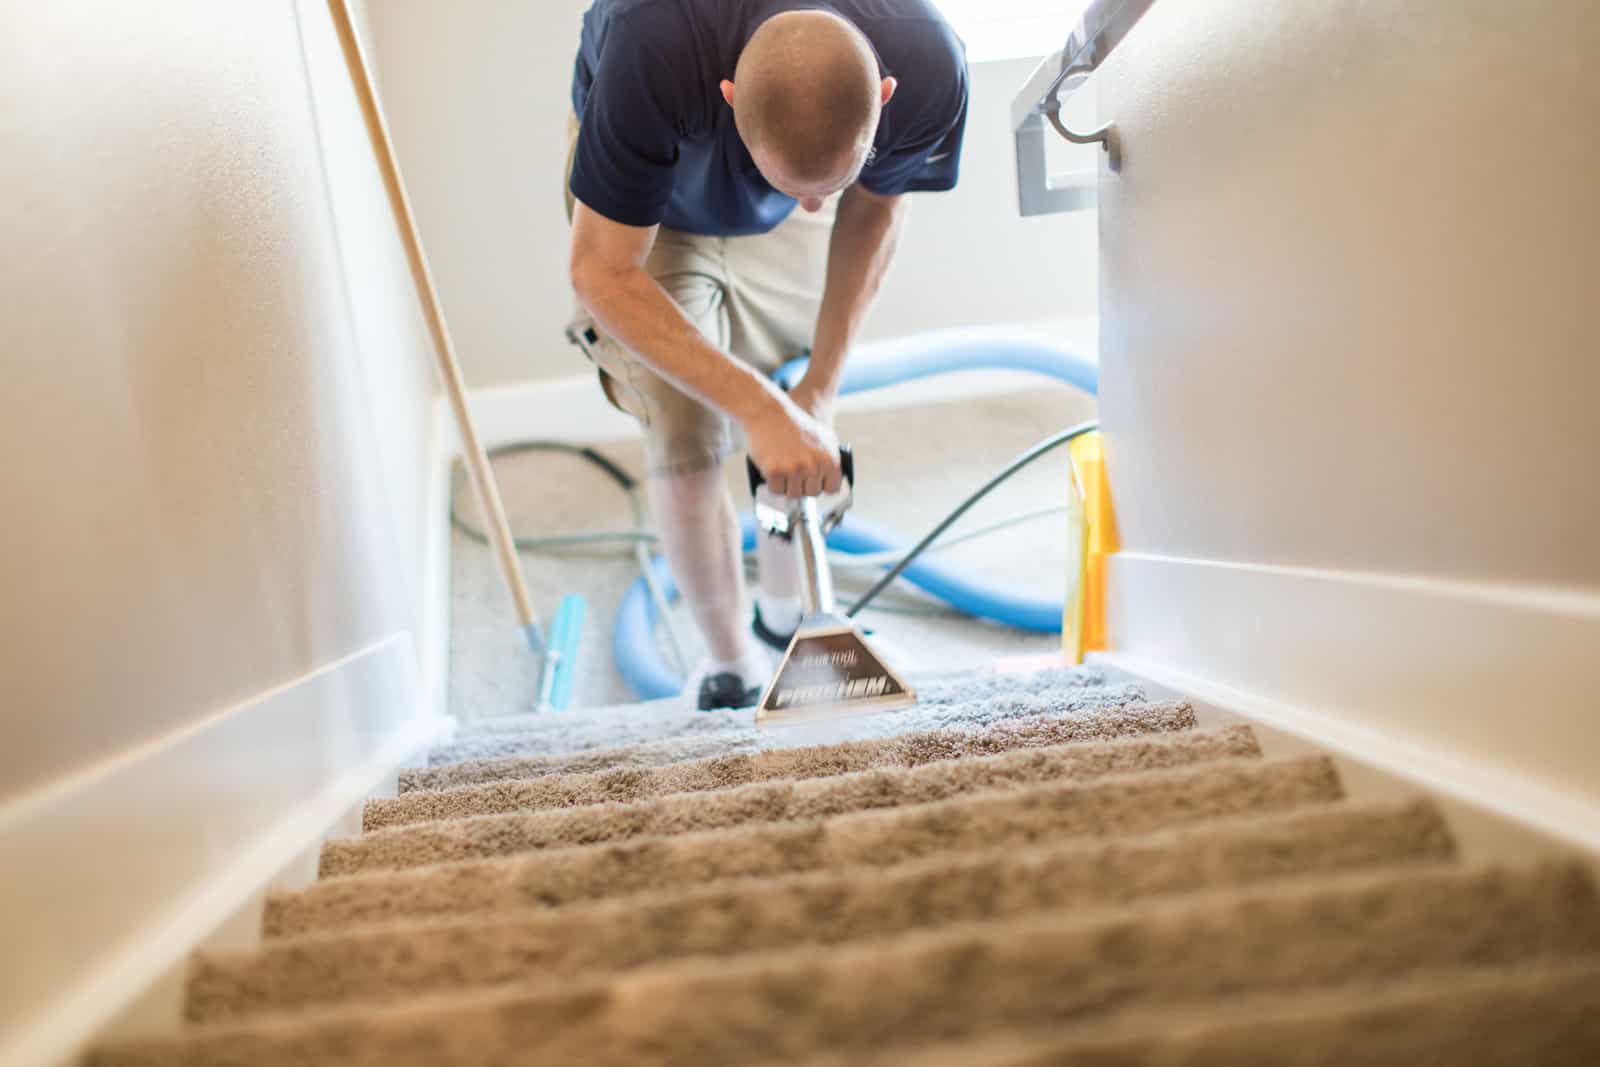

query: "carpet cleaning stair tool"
(748, 447), (917, 724)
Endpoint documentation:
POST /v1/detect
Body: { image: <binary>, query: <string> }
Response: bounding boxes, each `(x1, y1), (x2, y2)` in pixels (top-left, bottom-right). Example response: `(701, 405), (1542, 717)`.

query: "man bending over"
(566, 0), (969, 709)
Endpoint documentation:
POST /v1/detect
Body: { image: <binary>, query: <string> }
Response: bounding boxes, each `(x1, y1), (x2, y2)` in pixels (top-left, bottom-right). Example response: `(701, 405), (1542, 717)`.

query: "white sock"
(709, 644), (772, 686)
(756, 592), (802, 637)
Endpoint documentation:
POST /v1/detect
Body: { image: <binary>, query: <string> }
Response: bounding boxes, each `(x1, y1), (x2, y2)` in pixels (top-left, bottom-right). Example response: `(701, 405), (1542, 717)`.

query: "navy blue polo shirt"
(570, 0), (969, 236)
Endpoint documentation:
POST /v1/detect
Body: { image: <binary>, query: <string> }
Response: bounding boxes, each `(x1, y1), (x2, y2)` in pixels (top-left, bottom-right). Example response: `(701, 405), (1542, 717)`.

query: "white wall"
(1096, 0), (1600, 848)
(0, 0), (437, 1058)
(872, 57), (1099, 344)
(365, 0), (1099, 386)
(305, 0), (440, 679)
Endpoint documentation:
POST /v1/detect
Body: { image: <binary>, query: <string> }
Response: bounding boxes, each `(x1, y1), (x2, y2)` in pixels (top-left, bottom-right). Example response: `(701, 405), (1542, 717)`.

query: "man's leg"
(647, 463), (745, 663)
(570, 265), (771, 706)
(566, 116), (770, 706)
(637, 269), (774, 703)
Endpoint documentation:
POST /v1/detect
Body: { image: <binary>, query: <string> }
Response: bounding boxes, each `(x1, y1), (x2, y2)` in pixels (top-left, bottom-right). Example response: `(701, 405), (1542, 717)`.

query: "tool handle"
(747, 446), (854, 498)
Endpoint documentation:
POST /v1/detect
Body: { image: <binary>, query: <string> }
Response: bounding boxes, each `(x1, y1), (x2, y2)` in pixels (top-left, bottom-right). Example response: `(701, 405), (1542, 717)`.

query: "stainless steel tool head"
(756, 612), (917, 725)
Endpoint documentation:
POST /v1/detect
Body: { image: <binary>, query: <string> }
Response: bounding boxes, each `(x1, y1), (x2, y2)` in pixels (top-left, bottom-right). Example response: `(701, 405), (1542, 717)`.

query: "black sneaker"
(697, 671), (762, 711)
(751, 604), (796, 653)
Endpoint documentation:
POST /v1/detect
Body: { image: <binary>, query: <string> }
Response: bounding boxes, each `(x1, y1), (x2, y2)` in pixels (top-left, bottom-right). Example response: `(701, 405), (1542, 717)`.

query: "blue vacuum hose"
(615, 554), (683, 703)
(612, 326), (1098, 702)
(773, 325), (1098, 397)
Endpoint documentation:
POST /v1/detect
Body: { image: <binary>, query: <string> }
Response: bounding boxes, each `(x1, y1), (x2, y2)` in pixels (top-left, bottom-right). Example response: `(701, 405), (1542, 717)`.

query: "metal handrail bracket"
(1013, 0), (1158, 216)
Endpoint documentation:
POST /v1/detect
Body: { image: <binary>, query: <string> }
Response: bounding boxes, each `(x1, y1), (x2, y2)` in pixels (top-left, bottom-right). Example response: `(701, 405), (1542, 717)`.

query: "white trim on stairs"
(1097, 551), (1600, 857)
(421, 397), (459, 733)
(0, 634), (439, 1067)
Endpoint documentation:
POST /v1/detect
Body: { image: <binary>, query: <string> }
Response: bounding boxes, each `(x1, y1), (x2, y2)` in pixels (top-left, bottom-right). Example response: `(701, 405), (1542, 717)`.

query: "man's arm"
(569, 201), (842, 495)
(789, 184), (910, 423)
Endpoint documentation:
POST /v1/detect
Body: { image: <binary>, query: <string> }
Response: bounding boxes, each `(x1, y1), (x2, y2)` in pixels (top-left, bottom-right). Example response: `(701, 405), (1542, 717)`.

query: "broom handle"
(326, 0), (543, 650)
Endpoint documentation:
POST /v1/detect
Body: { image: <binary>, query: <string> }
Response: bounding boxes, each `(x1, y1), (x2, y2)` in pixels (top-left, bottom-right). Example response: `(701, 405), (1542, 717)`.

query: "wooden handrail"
(326, 0), (543, 652)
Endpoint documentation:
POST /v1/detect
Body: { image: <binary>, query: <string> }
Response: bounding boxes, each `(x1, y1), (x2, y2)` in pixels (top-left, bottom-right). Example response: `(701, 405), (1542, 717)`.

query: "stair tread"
(192, 798), (1453, 1023)
(269, 754), (1344, 936)
(375, 703), (1210, 831)
(332, 726), (1260, 876)
(402, 693), (1191, 794)
(421, 682), (1150, 771)
(782, 959), (1600, 1067)
(374, 703), (1203, 831)
(451, 664), (1105, 738)
(94, 861), (1600, 1065)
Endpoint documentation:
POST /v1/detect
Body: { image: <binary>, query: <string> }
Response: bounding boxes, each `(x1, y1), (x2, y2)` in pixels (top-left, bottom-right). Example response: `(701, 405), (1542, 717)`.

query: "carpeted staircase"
(87, 665), (1600, 1065)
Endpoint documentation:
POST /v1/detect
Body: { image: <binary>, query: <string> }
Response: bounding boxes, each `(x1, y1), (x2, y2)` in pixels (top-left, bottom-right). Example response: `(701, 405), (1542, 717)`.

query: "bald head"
(722, 11), (894, 208)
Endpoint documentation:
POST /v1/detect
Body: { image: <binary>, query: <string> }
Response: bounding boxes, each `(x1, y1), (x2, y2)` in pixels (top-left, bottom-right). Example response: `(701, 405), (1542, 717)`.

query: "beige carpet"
(88, 666), (1600, 1065)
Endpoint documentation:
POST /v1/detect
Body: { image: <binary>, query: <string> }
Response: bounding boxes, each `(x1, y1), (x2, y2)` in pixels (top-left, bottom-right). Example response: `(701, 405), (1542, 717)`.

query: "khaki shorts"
(565, 114), (835, 476)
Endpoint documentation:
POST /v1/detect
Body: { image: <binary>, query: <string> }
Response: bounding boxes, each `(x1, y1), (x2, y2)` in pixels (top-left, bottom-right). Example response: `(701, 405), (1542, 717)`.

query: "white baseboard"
(420, 399), (459, 726)
(0, 634), (434, 1067)
(1100, 551), (1600, 856)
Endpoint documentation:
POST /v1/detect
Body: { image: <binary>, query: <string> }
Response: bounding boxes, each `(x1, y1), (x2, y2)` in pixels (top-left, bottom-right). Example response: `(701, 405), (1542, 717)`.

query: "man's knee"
(648, 450), (729, 498)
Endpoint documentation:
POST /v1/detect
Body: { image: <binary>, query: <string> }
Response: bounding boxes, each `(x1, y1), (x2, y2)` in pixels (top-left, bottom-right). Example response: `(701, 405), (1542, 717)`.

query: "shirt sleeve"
(569, 22), (684, 228)
(857, 30), (970, 197)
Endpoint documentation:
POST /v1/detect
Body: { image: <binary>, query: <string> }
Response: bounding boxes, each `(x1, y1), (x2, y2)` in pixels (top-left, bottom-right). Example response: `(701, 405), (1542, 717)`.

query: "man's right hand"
(743, 392), (843, 499)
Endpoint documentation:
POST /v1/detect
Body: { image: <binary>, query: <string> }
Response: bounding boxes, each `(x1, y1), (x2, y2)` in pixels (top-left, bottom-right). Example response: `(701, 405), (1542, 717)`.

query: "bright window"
(932, 1), (1095, 63)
